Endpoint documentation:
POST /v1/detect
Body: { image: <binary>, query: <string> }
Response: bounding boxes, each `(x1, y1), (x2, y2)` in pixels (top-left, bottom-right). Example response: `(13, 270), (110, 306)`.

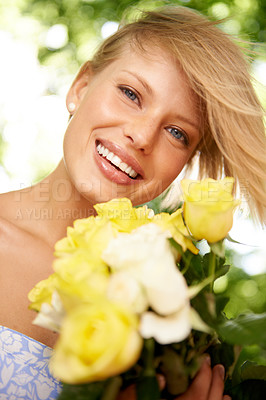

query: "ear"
(66, 61), (93, 114)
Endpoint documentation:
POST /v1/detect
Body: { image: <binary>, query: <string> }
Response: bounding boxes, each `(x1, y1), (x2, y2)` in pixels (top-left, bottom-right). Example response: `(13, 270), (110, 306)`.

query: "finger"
(116, 375), (164, 400)
(208, 364), (225, 400)
(223, 396), (232, 400)
(116, 384), (136, 400)
(176, 355), (212, 400)
(157, 374), (166, 390)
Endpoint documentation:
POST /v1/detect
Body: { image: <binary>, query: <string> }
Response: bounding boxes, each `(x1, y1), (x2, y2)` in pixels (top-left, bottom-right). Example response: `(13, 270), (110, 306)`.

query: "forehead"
(117, 40), (178, 69)
(97, 42), (192, 91)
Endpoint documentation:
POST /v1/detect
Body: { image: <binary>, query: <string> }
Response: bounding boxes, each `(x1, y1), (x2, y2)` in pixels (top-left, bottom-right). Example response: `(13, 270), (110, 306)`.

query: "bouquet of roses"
(28, 178), (266, 400)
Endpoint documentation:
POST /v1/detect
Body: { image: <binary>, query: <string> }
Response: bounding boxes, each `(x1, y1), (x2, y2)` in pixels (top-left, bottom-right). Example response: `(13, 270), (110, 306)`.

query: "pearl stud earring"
(68, 102), (76, 113)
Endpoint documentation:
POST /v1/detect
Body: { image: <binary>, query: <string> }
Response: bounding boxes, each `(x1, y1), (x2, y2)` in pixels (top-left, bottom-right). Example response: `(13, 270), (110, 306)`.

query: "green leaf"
(215, 294), (230, 315)
(208, 341), (235, 371)
(136, 338), (160, 400)
(191, 292), (216, 326)
(159, 346), (189, 396)
(57, 381), (107, 400)
(184, 251), (227, 287)
(240, 361), (266, 381)
(184, 253), (207, 283)
(101, 376), (123, 400)
(239, 345), (266, 367)
(136, 375), (160, 400)
(225, 379), (266, 400)
(188, 266), (230, 299)
(232, 344), (266, 385)
(217, 312), (266, 349)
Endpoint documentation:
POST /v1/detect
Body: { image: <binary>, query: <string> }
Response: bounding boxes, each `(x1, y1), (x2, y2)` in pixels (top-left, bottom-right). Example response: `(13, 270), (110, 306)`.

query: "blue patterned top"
(0, 326), (62, 399)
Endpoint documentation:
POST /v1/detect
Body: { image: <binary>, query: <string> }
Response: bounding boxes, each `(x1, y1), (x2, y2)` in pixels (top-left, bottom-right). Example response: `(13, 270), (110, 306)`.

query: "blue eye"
(125, 89), (137, 101)
(167, 127), (189, 146)
(119, 86), (139, 104)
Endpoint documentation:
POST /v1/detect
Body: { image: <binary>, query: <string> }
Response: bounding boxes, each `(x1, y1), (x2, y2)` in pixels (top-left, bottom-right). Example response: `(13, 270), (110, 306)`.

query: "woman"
(0, 5), (265, 400)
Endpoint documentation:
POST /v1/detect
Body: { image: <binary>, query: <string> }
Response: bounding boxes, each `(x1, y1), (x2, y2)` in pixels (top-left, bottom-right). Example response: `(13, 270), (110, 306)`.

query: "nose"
(124, 116), (159, 154)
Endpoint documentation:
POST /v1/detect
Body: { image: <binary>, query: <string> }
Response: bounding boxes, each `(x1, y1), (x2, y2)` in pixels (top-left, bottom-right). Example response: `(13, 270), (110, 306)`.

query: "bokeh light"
(45, 24), (68, 50)
(101, 21), (119, 39)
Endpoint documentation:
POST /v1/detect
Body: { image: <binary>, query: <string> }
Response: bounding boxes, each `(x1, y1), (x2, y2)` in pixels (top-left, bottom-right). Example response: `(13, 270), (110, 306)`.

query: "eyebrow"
(121, 70), (153, 95)
(173, 114), (199, 130)
(121, 70), (199, 131)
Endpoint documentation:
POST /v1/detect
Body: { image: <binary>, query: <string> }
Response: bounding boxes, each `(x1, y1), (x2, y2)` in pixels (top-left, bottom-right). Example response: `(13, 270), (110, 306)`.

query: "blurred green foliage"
(23, 0), (266, 66)
(214, 251), (266, 318)
(0, 0), (265, 78)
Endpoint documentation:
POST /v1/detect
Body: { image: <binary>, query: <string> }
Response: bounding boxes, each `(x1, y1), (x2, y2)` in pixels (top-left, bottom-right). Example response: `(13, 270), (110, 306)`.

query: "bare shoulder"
(0, 215), (24, 252)
(0, 208), (57, 348)
(0, 189), (50, 256)
(0, 215), (53, 267)
(0, 190), (55, 281)
(0, 189), (23, 222)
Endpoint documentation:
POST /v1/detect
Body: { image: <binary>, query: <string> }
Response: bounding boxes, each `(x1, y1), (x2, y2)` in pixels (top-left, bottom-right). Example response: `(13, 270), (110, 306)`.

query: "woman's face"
(63, 46), (200, 206)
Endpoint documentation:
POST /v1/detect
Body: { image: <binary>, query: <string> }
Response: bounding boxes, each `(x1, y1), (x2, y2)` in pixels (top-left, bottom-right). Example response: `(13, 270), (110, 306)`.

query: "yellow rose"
(94, 198), (154, 232)
(154, 209), (198, 254)
(51, 252), (109, 312)
(28, 274), (58, 312)
(94, 198), (197, 253)
(53, 251), (109, 286)
(181, 178), (239, 243)
(50, 301), (142, 384)
(54, 216), (115, 261)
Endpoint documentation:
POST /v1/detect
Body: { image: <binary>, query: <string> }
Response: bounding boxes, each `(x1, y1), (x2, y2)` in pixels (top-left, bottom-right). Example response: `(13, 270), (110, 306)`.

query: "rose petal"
(140, 304), (191, 344)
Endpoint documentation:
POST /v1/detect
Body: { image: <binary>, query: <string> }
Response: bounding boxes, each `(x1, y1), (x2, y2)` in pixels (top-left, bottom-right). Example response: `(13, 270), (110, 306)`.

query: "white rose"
(102, 224), (192, 344)
(33, 291), (65, 332)
(102, 223), (171, 270)
(107, 272), (148, 314)
(143, 266), (189, 316)
(103, 224), (189, 315)
(140, 304), (191, 344)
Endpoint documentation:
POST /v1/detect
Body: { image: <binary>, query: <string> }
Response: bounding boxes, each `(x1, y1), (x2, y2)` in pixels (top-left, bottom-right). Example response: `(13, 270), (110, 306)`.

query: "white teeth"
(126, 166), (137, 178)
(119, 162), (128, 172)
(103, 148), (109, 157)
(106, 152), (114, 161)
(97, 144), (104, 155)
(97, 143), (138, 178)
(125, 166), (132, 174)
(130, 170), (138, 178)
(112, 155), (122, 167)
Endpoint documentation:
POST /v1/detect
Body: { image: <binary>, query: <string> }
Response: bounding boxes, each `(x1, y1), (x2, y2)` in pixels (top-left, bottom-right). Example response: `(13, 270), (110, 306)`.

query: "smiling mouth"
(96, 142), (139, 179)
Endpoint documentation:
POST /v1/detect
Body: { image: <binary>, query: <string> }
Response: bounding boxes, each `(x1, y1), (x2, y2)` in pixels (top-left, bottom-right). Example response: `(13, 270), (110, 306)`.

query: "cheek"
(63, 94), (115, 154)
(156, 150), (189, 185)
(81, 88), (123, 126)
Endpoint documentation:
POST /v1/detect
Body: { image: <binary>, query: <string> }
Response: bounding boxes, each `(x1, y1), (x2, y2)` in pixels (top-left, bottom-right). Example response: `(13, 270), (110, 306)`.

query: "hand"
(176, 356), (231, 400)
(116, 356), (231, 400)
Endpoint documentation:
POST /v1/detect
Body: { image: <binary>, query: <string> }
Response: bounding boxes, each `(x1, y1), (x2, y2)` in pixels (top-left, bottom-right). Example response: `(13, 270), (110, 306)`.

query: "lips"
(97, 143), (138, 178)
(94, 139), (144, 184)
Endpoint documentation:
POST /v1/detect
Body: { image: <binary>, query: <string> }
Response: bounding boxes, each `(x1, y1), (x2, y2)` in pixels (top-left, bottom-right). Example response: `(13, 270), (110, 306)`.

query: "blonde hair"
(81, 6), (266, 222)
